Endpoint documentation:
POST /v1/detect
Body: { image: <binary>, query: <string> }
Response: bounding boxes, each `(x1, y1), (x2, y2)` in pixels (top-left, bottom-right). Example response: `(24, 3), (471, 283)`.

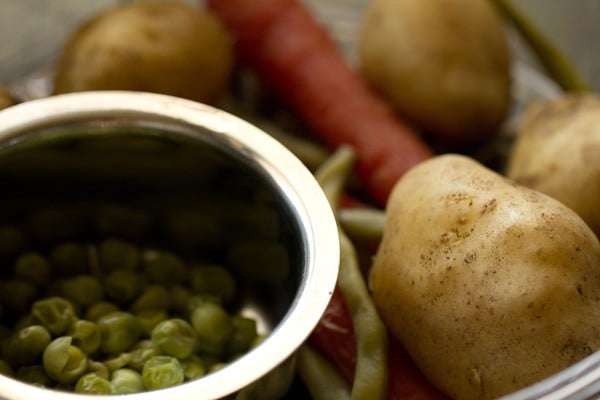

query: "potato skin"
(358, 0), (511, 143)
(0, 86), (16, 110)
(370, 154), (600, 399)
(53, 1), (234, 104)
(506, 93), (600, 238)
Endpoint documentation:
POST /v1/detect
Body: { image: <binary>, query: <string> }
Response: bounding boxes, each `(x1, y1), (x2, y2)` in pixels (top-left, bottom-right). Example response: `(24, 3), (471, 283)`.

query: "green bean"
(190, 264), (236, 304)
(75, 372), (114, 394)
(97, 311), (142, 354)
(297, 344), (351, 400)
(490, 0), (588, 92)
(141, 355), (184, 390)
(227, 315), (258, 357)
(0, 279), (38, 317)
(315, 147), (388, 400)
(60, 275), (104, 308)
(67, 320), (102, 355)
(13, 252), (51, 288)
(15, 365), (51, 387)
(130, 285), (170, 313)
(50, 242), (89, 277)
(181, 356), (205, 381)
(4, 325), (51, 365)
(98, 238), (140, 273)
(111, 368), (144, 394)
(142, 249), (187, 286)
(104, 269), (143, 305)
(43, 336), (88, 385)
(338, 234), (388, 400)
(190, 302), (233, 356)
(151, 318), (197, 359)
(31, 297), (77, 335)
(338, 208), (385, 243)
(85, 301), (119, 322)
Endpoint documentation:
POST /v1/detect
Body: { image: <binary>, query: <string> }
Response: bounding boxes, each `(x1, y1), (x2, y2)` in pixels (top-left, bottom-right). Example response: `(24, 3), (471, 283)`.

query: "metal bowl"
(0, 90), (340, 399)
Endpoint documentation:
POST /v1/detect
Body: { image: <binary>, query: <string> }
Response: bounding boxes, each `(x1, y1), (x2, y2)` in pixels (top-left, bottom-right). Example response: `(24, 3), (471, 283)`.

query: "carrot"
(207, 0), (434, 206)
(310, 288), (449, 400)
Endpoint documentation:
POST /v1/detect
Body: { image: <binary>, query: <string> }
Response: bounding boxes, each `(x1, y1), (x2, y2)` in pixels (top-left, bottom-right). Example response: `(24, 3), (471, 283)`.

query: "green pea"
(97, 311), (142, 354)
(95, 205), (150, 241)
(142, 355), (184, 390)
(0, 279), (38, 317)
(136, 309), (168, 337)
(4, 325), (51, 365)
(50, 242), (89, 277)
(0, 360), (13, 377)
(60, 275), (104, 308)
(104, 269), (143, 305)
(98, 238), (140, 273)
(43, 336), (88, 385)
(0, 225), (27, 258)
(28, 208), (86, 245)
(13, 252), (51, 287)
(31, 297), (77, 335)
(168, 286), (191, 316)
(142, 250), (187, 286)
(190, 264), (236, 304)
(227, 315), (258, 357)
(75, 372), (114, 394)
(111, 368), (144, 394)
(15, 365), (50, 387)
(104, 353), (133, 372)
(126, 344), (158, 372)
(130, 285), (170, 313)
(190, 302), (233, 355)
(181, 356), (205, 381)
(67, 320), (102, 355)
(85, 301), (120, 322)
(87, 360), (110, 380)
(151, 319), (197, 359)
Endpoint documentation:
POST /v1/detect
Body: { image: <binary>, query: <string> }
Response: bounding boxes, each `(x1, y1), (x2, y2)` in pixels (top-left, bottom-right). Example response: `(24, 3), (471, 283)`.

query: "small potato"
(359, 0), (511, 143)
(53, 1), (234, 104)
(506, 93), (600, 237)
(0, 86), (16, 111)
(371, 154), (600, 399)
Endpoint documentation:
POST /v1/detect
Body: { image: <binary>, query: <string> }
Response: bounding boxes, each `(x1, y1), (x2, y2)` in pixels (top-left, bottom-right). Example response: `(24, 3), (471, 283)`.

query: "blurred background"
(0, 0), (598, 91)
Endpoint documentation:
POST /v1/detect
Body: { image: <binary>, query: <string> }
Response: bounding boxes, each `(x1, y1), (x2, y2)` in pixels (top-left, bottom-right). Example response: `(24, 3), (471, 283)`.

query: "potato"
(506, 93), (600, 238)
(53, 1), (234, 104)
(370, 154), (600, 399)
(358, 0), (511, 143)
(0, 86), (16, 111)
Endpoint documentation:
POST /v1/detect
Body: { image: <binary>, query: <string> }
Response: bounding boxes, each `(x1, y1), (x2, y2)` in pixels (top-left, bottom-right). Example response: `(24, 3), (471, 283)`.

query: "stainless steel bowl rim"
(0, 91), (340, 400)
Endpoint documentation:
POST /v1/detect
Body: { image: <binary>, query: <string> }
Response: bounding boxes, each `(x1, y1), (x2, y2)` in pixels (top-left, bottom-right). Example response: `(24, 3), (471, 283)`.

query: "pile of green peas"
(0, 227), (261, 394)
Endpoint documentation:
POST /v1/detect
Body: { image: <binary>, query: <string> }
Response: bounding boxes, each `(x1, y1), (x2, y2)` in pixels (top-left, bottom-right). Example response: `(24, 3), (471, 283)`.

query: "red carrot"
(207, 0), (434, 206)
(310, 288), (449, 400)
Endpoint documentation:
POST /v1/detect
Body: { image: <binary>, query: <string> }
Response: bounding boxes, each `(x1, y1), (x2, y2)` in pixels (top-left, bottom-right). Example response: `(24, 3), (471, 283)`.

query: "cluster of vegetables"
(0, 232), (259, 394)
(1, 0), (600, 399)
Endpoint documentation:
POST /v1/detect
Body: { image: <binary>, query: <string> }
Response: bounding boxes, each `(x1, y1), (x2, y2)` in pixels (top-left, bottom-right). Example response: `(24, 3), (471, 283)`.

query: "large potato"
(358, 0), (511, 143)
(370, 154), (600, 399)
(53, 1), (234, 103)
(506, 93), (600, 237)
